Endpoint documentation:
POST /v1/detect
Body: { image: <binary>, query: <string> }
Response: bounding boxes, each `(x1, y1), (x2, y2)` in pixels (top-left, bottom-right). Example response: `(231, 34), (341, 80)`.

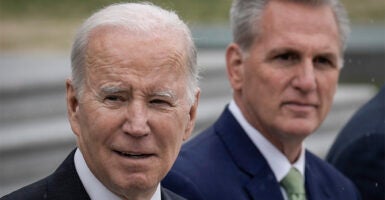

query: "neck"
(256, 128), (303, 163)
(280, 142), (303, 163)
(119, 187), (157, 200)
(233, 96), (304, 163)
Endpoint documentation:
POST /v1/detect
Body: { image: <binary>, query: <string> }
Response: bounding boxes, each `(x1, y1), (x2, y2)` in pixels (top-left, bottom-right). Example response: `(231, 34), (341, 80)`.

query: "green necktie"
(280, 168), (307, 200)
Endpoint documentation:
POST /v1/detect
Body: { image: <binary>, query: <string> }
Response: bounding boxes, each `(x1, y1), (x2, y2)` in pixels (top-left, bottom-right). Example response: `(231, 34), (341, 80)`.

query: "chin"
(115, 180), (155, 197)
(111, 178), (158, 200)
(281, 120), (319, 137)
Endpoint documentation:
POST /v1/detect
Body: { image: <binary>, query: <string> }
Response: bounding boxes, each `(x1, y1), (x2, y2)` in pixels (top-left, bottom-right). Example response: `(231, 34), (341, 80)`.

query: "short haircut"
(70, 2), (198, 103)
(230, 0), (350, 52)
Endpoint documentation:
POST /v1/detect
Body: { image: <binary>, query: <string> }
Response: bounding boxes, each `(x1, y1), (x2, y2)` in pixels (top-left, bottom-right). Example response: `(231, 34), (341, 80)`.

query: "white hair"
(70, 2), (198, 104)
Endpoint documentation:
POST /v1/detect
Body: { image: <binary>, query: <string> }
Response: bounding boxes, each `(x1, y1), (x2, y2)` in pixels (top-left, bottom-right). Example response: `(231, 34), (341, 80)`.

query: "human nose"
(122, 102), (150, 137)
(292, 60), (317, 93)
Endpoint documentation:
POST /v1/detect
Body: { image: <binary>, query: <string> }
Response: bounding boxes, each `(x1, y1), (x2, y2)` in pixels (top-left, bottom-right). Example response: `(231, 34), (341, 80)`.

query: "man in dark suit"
(327, 84), (385, 200)
(1, 150), (184, 200)
(2, 2), (200, 200)
(163, 0), (361, 199)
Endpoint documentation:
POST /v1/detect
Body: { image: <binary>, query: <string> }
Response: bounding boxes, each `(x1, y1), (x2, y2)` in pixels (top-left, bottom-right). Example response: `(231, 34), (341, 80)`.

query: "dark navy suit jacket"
(327, 85), (385, 200)
(163, 107), (361, 200)
(2, 149), (185, 200)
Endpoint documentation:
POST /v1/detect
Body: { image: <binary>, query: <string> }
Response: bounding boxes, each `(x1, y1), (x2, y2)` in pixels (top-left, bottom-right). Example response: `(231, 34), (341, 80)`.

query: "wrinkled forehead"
(257, 1), (342, 50)
(85, 25), (189, 73)
(87, 25), (187, 51)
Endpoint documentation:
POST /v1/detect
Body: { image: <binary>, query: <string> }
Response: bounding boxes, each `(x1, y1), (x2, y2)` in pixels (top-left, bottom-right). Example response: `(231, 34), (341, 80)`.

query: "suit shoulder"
(1, 178), (48, 200)
(307, 151), (348, 180)
(177, 126), (225, 162)
(306, 151), (359, 193)
(162, 167), (205, 200)
(163, 125), (237, 200)
(182, 126), (217, 149)
(326, 133), (384, 200)
(331, 132), (384, 164)
(161, 187), (188, 200)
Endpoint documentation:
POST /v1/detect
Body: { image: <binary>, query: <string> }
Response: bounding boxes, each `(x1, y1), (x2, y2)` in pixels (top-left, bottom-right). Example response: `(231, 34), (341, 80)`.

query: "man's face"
(66, 27), (198, 198)
(227, 1), (341, 145)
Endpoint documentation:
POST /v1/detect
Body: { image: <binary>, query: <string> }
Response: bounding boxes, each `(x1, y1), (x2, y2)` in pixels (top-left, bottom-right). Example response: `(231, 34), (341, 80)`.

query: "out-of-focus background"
(0, 0), (384, 196)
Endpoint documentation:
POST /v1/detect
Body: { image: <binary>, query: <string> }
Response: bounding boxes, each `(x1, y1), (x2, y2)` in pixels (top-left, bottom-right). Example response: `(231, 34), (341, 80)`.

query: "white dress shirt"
(229, 101), (305, 200)
(74, 149), (161, 200)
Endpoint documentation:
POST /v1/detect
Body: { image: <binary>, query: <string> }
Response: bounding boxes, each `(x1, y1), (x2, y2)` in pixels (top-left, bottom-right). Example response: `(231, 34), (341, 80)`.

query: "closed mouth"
(283, 101), (318, 108)
(113, 150), (154, 159)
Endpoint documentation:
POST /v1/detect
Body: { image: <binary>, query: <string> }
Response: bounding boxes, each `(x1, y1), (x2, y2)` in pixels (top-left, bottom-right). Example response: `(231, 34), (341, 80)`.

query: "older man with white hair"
(2, 2), (200, 200)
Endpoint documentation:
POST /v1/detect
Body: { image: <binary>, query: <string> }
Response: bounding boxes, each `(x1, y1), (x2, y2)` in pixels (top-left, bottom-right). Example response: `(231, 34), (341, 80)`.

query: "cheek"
(151, 111), (187, 149)
(245, 61), (281, 85)
(157, 118), (185, 142)
(78, 105), (124, 142)
(152, 120), (185, 175)
(319, 71), (338, 97)
(318, 71), (339, 113)
(245, 66), (285, 101)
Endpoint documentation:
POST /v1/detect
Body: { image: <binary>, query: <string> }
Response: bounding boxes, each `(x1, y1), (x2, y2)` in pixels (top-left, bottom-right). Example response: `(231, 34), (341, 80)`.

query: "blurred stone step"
(0, 83), (377, 197)
(1, 84), (375, 152)
(1, 24), (383, 197)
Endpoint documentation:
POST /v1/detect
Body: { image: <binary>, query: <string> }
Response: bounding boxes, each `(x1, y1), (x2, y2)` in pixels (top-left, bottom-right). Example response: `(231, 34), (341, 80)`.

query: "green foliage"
(1, 0), (383, 23)
(0, 0), (233, 23)
(341, 0), (385, 23)
(1, 0), (383, 51)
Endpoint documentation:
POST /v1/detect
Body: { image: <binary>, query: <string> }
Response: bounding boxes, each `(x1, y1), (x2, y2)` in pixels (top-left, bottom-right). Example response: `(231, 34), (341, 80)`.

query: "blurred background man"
(327, 84), (385, 200)
(163, 0), (361, 199)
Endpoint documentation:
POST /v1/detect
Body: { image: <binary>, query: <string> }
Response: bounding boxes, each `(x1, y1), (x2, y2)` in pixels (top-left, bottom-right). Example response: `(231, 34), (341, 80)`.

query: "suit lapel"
(245, 172), (285, 200)
(161, 187), (186, 200)
(305, 151), (332, 200)
(215, 108), (284, 200)
(46, 149), (90, 200)
(47, 150), (185, 200)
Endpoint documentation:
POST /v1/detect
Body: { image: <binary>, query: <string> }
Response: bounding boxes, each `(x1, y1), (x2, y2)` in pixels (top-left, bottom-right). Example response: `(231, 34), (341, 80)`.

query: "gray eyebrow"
(152, 90), (177, 99)
(100, 86), (177, 100)
(100, 86), (125, 94)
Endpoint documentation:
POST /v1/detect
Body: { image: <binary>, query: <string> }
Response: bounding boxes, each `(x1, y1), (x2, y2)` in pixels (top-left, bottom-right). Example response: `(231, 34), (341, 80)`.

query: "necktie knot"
(281, 168), (306, 200)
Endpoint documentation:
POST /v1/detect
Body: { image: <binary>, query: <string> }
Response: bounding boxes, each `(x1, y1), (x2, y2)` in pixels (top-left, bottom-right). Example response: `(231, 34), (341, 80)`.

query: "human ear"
(66, 79), (80, 137)
(226, 43), (245, 90)
(183, 88), (200, 141)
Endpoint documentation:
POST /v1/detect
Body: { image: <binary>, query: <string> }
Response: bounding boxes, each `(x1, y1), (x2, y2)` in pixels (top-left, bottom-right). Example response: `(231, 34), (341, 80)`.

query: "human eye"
(314, 56), (336, 69)
(148, 91), (178, 110)
(105, 95), (120, 101)
(104, 94), (125, 104)
(149, 98), (173, 107)
(272, 51), (300, 65)
(277, 53), (297, 60)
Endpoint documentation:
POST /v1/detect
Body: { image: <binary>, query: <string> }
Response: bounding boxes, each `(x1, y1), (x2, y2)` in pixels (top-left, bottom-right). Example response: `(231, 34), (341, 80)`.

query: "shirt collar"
(74, 148), (161, 200)
(228, 100), (305, 181)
